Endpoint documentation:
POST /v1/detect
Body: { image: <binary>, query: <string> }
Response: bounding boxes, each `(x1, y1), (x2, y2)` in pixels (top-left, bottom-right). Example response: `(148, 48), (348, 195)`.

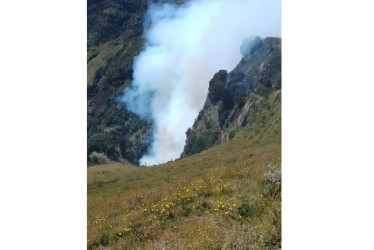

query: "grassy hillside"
(87, 91), (281, 249)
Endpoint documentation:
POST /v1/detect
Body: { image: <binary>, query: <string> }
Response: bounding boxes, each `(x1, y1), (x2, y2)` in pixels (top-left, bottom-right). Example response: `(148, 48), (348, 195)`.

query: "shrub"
(87, 132), (118, 159)
(228, 130), (236, 140)
(87, 83), (98, 99)
(208, 70), (227, 104)
(93, 66), (104, 84)
(183, 131), (220, 157)
(238, 203), (253, 218)
(100, 232), (110, 246)
(181, 204), (192, 217)
(89, 152), (110, 165)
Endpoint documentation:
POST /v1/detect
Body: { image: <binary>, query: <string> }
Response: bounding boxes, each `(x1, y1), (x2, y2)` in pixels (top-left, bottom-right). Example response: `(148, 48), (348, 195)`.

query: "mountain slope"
(87, 0), (150, 165)
(87, 88), (281, 248)
(182, 37), (281, 158)
(87, 0), (190, 166)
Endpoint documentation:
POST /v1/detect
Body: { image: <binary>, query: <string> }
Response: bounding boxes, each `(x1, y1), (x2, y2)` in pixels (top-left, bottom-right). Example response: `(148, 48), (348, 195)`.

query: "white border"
(0, 0), (87, 249)
(1, 0), (374, 249)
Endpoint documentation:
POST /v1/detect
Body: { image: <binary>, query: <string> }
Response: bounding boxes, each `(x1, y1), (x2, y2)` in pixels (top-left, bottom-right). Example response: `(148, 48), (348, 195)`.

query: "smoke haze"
(122, 0), (281, 165)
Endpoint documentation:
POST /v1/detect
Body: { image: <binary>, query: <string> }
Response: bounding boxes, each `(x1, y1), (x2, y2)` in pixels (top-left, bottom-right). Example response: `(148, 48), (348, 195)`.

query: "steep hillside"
(87, 0), (189, 166)
(182, 37), (281, 158)
(87, 0), (149, 165)
(87, 88), (281, 248)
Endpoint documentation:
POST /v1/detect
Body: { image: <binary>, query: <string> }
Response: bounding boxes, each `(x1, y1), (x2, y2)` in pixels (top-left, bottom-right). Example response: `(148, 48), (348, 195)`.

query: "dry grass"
(87, 93), (281, 249)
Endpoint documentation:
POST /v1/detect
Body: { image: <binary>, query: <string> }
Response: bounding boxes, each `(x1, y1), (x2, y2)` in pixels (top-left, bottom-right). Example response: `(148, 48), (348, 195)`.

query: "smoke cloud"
(122, 0), (281, 166)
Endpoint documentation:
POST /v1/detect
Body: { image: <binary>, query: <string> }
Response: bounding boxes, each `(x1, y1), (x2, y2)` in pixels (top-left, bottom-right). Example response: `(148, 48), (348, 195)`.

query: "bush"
(87, 0), (147, 47)
(208, 70), (227, 104)
(100, 232), (110, 246)
(87, 132), (118, 159)
(182, 130), (220, 157)
(87, 83), (98, 99)
(87, 98), (151, 164)
(238, 203), (253, 218)
(89, 152), (110, 165)
(228, 130), (236, 140)
(93, 66), (104, 84)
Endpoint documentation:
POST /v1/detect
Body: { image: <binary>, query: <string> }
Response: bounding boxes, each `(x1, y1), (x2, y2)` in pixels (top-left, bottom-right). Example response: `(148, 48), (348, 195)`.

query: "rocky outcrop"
(181, 37), (281, 158)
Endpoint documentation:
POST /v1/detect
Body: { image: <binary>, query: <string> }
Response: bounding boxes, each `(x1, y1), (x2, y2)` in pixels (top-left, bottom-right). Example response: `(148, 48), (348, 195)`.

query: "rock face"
(181, 37), (281, 158)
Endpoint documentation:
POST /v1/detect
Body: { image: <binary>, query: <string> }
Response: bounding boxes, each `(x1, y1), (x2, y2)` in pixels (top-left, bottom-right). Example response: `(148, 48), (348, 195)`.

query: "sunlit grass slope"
(88, 92), (281, 249)
(87, 40), (123, 86)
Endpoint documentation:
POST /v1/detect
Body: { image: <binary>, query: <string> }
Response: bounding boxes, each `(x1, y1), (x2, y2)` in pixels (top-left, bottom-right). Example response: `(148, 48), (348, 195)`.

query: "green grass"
(87, 40), (123, 86)
(87, 92), (281, 249)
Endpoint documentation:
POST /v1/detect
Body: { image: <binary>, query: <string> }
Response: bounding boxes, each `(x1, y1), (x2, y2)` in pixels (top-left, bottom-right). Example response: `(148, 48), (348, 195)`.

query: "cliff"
(181, 37), (281, 158)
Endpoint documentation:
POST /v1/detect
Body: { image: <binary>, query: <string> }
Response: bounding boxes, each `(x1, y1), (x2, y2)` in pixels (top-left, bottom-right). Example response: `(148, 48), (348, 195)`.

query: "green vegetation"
(87, 99), (150, 165)
(228, 130), (236, 140)
(208, 70), (228, 105)
(183, 129), (220, 157)
(87, 40), (123, 86)
(87, 0), (152, 165)
(87, 0), (147, 47)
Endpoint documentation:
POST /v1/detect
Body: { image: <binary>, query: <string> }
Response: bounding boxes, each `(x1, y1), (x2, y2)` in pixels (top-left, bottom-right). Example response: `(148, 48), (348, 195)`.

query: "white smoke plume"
(122, 0), (281, 166)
